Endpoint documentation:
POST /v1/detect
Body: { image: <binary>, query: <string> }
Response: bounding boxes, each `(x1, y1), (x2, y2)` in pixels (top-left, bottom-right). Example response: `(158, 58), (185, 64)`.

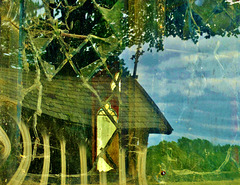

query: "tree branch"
(61, 32), (87, 39)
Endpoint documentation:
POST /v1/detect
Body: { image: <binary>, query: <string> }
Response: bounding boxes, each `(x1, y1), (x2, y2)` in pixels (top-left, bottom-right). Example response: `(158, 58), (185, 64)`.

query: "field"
(149, 179), (240, 185)
(19, 178), (240, 184)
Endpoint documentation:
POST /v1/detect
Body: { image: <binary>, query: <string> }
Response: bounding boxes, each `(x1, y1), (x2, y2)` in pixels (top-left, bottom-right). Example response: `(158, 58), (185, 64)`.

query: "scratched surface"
(1, 0), (240, 184)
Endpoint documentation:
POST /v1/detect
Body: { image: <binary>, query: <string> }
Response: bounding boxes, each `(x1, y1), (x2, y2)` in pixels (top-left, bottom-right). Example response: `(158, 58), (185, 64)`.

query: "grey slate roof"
(0, 67), (173, 134)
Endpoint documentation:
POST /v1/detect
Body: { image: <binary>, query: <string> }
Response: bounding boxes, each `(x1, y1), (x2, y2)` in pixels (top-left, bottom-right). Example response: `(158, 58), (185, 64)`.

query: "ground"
(149, 179), (240, 185)
(21, 178), (240, 185)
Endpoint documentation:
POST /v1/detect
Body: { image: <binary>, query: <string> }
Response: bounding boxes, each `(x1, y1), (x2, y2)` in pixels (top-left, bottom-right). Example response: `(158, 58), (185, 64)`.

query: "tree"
(2, 0), (240, 75)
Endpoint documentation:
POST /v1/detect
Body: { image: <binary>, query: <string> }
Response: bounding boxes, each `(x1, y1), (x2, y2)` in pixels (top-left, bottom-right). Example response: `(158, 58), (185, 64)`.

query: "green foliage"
(147, 137), (240, 183)
(2, 0), (240, 74)
(165, 0), (240, 42)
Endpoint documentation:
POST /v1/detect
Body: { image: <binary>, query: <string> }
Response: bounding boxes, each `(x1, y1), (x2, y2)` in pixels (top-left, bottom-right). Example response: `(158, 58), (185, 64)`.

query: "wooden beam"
(79, 143), (88, 185)
(99, 171), (107, 185)
(40, 131), (50, 185)
(137, 130), (149, 185)
(127, 129), (137, 178)
(60, 139), (66, 185)
(119, 147), (126, 185)
(137, 146), (148, 185)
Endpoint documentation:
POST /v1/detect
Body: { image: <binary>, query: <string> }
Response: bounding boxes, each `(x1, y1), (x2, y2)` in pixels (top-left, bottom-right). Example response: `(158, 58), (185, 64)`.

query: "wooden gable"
(120, 77), (173, 134)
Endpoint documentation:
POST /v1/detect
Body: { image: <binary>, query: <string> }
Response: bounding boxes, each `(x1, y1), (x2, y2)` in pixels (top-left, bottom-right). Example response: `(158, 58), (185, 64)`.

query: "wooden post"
(118, 129), (127, 185)
(142, 146), (147, 182)
(137, 146), (148, 185)
(137, 130), (149, 185)
(79, 143), (88, 185)
(119, 147), (126, 185)
(40, 131), (50, 185)
(60, 139), (66, 185)
(99, 171), (107, 185)
(128, 129), (137, 178)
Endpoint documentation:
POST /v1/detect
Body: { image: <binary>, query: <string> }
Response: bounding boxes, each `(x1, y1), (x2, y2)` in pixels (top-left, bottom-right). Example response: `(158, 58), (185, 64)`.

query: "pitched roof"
(120, 77), (173, 134)
(0, 68), (172, 134)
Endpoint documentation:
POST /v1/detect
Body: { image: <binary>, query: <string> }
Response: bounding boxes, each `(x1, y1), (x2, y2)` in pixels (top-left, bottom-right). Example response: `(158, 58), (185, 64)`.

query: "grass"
(22, 178), (240, 185)
(149, 179), (240, 185)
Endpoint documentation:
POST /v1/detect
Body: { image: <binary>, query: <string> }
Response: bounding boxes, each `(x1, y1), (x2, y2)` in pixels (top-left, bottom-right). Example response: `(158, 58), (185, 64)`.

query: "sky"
(120, 35), (240, 147)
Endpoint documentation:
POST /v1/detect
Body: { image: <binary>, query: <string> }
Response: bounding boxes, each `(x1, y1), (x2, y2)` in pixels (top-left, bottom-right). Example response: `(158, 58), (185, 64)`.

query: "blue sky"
(120, 35), (240, 147)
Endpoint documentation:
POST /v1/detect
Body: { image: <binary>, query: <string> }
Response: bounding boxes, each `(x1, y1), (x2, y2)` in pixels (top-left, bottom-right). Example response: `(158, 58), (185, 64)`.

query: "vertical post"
(118, 129), (126, 185)
(119, 147), (126, 185)
(137, 130), (149, 185)
(91, 101), (97, 167)
(127, 78), (137, 180)
(99, 172), (107, 185)
(40, 131), (50, 185)
(137, 146), (148, 185)
(17, 0), (25, 137)
(14, 0), (25, 179)
(60, 139), (66, 185)
(141, 146), (148, 182)
(79, 143), (88, 185)
(128, 129), (137, 179)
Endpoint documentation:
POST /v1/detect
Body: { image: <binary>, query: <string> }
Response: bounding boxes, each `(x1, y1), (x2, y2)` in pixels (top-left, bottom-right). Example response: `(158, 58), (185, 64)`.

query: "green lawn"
(149, 179), (240, 185)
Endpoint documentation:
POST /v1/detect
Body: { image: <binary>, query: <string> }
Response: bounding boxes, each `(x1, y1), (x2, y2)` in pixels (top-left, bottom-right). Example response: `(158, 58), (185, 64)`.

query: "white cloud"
(138, 65), (170, 97)
(131, 34), (240, 113)
(154, 77), (206, 97)
(157, 48), (240, 76)
(157, 59), (240, 97)
(201, 123), (240, 132)
(141, 35), (240, 147)
(164, 36), (198, 53)
(157, 35), (240, 76)
(205, 77), (240, 97)
(217, 51), (239, 60)
(140, 67), (240, 98)
(170, 132), (240, 145)
(157, 53), (199, 70)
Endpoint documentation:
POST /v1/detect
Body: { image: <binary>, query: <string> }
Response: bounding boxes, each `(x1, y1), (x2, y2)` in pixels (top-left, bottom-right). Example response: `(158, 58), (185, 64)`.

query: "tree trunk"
(60, 139), (66, 185)
(79, 143), (88, 185)
(40, 132), (50, 185)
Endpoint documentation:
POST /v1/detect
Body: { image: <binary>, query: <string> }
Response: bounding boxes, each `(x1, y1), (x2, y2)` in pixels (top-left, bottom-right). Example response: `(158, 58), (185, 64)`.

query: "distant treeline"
(146, 137), (240, 183)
